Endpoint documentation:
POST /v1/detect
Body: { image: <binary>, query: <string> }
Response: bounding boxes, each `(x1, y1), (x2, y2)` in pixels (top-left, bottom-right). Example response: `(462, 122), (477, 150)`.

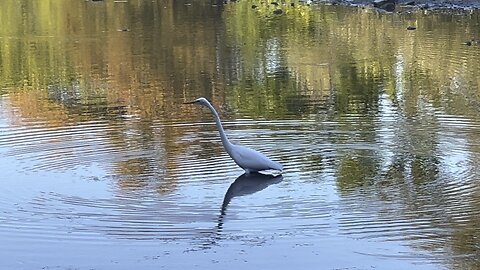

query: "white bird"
(184, 97), (283, 174)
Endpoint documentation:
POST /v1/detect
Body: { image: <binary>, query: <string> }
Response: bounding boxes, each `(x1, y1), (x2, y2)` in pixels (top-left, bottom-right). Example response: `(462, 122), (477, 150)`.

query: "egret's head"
(184, 97), (210, 107)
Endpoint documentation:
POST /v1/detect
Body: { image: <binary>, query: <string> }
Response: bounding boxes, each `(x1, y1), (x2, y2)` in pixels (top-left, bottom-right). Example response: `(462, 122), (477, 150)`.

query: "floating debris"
(273, 9), (283, 15)
(299, 0), (312, 5)
(463, 39), (480, 46)
(373, 0), (395, 12)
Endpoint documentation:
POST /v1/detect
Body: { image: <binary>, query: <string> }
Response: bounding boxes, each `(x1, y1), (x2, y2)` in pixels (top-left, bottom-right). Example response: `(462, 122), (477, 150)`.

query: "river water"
(0, 1), (479, 269)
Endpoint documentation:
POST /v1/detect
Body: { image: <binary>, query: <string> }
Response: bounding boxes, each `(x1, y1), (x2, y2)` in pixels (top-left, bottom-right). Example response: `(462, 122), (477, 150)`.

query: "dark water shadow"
(217, 172), (284, 232)
(194, 172), (283, 250)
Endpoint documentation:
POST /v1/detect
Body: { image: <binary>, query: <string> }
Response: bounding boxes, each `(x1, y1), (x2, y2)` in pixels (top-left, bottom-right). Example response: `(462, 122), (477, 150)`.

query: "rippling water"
(1, 0), (480, 269)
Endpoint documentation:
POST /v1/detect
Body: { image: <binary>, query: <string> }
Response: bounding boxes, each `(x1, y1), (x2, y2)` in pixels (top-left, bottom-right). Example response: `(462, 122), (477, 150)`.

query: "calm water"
(1, 0), (480, 269)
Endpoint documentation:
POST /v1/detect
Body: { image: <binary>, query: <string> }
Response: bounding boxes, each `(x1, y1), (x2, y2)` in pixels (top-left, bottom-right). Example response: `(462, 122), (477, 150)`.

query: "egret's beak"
(183, 100), (197, 104)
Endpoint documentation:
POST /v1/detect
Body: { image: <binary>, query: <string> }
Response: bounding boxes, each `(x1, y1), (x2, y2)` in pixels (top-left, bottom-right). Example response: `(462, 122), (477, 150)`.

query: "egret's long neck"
(204, 102), (233, 154)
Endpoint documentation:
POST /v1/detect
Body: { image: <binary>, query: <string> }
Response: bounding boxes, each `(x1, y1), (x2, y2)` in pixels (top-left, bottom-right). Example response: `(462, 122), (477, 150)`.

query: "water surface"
(1, 0), (479, 269)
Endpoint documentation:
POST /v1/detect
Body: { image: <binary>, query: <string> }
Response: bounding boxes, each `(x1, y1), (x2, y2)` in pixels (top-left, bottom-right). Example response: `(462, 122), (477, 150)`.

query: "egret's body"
(185, 97), (283, 173)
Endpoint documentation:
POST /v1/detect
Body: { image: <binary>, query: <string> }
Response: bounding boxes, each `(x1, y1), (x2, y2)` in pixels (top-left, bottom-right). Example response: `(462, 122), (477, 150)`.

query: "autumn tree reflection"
(0, 1), (479, 267)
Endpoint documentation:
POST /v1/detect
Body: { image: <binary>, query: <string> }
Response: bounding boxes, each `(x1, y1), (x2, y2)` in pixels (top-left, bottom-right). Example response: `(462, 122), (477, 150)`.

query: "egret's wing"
(231, 145), (282, 171)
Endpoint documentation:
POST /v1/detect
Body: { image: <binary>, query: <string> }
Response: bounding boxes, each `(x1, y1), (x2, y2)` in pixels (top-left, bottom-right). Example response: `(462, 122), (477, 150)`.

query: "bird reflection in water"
(217, 172), (283, 232)
(196, 172), (282, 250)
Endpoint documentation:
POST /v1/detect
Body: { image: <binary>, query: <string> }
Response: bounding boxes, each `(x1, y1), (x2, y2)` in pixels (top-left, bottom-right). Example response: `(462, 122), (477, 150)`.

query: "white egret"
(184, 97), (283, 174)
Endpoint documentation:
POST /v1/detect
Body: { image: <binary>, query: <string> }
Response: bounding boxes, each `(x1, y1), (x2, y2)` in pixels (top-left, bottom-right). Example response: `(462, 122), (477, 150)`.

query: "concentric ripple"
(2, 93), (480, 268)
(0, 4), (480, 269)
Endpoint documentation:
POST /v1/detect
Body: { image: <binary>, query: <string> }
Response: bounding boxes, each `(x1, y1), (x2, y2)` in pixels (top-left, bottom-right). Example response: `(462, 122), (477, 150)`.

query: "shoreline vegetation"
(306, 0), (480, 10)
(240, 0), (480, 10)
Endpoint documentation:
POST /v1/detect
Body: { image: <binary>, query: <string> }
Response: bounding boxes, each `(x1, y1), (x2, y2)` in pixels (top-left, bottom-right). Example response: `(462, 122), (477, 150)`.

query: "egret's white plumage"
(185, 97), (283, 173)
